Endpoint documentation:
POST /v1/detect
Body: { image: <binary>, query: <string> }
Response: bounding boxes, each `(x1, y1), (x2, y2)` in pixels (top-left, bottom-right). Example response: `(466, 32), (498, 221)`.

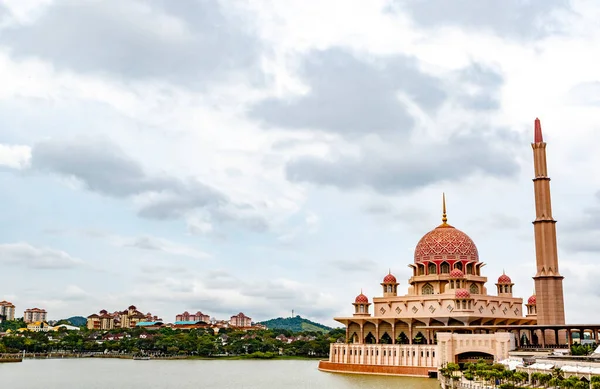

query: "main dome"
(414, 224), (479, 263)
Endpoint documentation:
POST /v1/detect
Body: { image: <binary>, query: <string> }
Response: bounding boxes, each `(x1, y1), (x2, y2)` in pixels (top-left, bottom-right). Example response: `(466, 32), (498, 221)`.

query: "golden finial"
(442, 192), (448, 225)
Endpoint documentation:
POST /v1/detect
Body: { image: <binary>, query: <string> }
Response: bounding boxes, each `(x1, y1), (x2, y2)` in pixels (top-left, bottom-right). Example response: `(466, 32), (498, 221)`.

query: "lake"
(1, 359), (440, 388)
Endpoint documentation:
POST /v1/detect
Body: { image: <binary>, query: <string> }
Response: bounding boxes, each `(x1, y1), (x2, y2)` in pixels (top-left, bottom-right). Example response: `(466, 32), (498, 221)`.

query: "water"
(1, 359), (440, 388)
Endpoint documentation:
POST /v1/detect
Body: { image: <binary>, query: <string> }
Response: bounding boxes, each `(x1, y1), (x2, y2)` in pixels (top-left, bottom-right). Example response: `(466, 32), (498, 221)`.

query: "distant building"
(0, 301), (15, 322)
(86, 305), (162, 330)
(24, 308), (47, 324)
(230, 312), (252, 328)
(27, 321), (50, 332)
(50, 324), (80, 331)
(176, 311), (210, 323)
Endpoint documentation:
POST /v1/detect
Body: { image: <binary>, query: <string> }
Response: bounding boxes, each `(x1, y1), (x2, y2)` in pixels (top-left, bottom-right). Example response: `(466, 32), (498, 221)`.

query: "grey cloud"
(393, 0), (570, 40)
(251, 49), (446, 137)
(456, 64), (504, 111)
(286, 128), (522, 194)
(29, 137), (265, 230)
(0, 242), (83, 269)
(0, 0), (260, 88)
(559, 191), (600, 253)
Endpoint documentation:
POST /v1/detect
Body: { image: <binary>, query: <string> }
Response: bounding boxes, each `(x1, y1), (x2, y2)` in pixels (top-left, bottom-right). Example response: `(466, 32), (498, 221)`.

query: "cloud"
(568, 81), (600, 106)
(329, 258), (379, 273)
(63, 285), (90, 301)
(285, 127), (522, 194)
(251, 49), (446, 138)
(0, 0), (261, 88)
(0, 143), (31, 169)
(558, 191), (600, 253)
(120, 235), (211, 260)
(393, 0), (570, 40)
(28, 137), (267, 231)
(0, 242), (83, 269)
(127, 273), (340, 322)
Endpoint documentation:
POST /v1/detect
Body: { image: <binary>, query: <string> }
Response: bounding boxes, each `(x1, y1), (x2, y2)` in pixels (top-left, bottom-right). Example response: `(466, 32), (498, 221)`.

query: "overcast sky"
(1, 0), (599, 326)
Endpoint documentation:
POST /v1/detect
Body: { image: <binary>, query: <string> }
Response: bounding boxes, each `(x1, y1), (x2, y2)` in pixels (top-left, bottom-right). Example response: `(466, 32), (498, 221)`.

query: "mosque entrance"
(456, 351), (494, 365)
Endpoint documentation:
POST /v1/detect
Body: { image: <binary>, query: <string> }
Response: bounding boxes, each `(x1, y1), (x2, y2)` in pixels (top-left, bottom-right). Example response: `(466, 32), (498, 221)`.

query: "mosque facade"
(318, 119), (566, 377)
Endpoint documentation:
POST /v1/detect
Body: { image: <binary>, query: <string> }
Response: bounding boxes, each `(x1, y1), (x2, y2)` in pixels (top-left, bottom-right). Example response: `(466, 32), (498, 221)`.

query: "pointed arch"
(422, 283), (434, 295)
(440, 261), (450, 274)
(469, 283), (480, 294)
(454, 262), (463, 271)
(428, 262), (437, 274)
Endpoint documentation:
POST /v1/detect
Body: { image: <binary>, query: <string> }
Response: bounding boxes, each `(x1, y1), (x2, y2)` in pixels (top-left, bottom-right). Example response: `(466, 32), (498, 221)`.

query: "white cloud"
(0, 143), (31, 169)
(0, 242), (83, 269)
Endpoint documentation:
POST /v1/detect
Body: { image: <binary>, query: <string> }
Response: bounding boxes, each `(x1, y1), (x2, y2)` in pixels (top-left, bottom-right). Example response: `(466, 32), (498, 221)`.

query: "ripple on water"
(0, 359), (440, 389)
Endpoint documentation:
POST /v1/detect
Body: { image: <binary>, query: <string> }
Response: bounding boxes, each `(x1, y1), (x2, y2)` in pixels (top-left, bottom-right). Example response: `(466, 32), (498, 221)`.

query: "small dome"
(497, 274), (512, 284)
(449, 269), (465, 278)
(355, 293), (369, 304)
(455, 289), (471, 299)
(383, 273), (397, 283)
(528, 295), (536, 305)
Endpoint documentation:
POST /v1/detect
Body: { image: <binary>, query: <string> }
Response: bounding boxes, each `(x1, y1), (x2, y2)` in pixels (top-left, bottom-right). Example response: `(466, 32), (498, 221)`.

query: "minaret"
(531, 118), (565, 326)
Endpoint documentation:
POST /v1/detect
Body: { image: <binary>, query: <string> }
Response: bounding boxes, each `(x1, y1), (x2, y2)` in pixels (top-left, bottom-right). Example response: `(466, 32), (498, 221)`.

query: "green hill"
(65, 316), (87, 327)
(258, 315), (332, 333)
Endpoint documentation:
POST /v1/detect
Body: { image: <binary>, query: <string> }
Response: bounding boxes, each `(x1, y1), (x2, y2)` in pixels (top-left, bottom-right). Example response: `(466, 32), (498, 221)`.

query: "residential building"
(86, 305), (162, 330)
(0, 301), (15, 322)
(230, 312), (252, 327)
(176, 311), (210, 323)
(23, 308), (47, 324)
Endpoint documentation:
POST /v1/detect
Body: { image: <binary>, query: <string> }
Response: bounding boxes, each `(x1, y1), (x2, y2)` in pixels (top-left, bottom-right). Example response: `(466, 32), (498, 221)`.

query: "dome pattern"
(414, 225), (479, 263)
(527, 295), (536, 305)
(449, 269), (465, 278)
(355, 293), (369, 304)
(455, 289), (471, 299)
(497, 274), (512, 284)
(383, 273), (397, 283)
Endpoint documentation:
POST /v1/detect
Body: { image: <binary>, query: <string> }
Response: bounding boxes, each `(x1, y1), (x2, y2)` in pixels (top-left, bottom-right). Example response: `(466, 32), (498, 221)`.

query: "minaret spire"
(442, 192), (448, 224)
(534, 117), (543, 143)
(531, 117), (565, 334)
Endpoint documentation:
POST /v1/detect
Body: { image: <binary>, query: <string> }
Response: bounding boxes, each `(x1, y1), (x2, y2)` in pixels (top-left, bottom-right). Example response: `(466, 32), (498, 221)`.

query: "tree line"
(0, 320), (346, 358)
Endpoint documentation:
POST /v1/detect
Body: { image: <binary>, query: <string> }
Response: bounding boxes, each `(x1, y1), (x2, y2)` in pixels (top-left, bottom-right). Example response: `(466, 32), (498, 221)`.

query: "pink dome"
(449, 269), (465, 278)
(414, 224), (479, 263)
(383, 273), (397, 283)
(355, 293), (369, 304)
(455, 289), (471, 299)
(528, 295), (536, 305)
(497, 274), (512, 284)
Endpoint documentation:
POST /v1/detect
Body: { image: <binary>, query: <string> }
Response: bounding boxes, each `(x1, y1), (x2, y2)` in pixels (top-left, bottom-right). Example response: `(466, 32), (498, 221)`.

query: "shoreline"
(4, 353), (323, 362)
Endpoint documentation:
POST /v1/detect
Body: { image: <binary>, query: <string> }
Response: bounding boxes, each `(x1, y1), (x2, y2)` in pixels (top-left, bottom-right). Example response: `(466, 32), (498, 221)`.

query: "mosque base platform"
(318, 361), (435, 377)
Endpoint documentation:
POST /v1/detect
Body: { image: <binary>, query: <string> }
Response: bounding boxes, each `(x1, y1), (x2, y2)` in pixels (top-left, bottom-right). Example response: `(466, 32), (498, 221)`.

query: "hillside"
(258, 315), (332, 333)
(66, 316), (87, 327)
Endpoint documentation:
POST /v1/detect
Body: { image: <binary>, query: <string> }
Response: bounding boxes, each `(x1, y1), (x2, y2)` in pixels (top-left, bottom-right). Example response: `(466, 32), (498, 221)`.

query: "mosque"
(318, 119), (576, 377)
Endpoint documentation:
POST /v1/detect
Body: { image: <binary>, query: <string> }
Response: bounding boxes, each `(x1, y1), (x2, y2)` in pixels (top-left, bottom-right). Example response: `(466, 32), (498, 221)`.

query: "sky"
(1, 0), (600, 327)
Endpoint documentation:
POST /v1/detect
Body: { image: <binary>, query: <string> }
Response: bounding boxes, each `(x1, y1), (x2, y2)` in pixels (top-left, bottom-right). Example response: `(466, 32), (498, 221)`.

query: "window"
(428, 262), (437, 274)
(469, 284), (479, 294)
(418, 264), (425, 275)
(462, 300), (467, 309)
(440, 262), (450, 274)
(450, 280), (454, 289)
(466, 263), (473, 274)
(387, 285), (392, 293)
(360, 305), (365, 313)
(455, 262), (463, 271)
(422, 283), (434, 295)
